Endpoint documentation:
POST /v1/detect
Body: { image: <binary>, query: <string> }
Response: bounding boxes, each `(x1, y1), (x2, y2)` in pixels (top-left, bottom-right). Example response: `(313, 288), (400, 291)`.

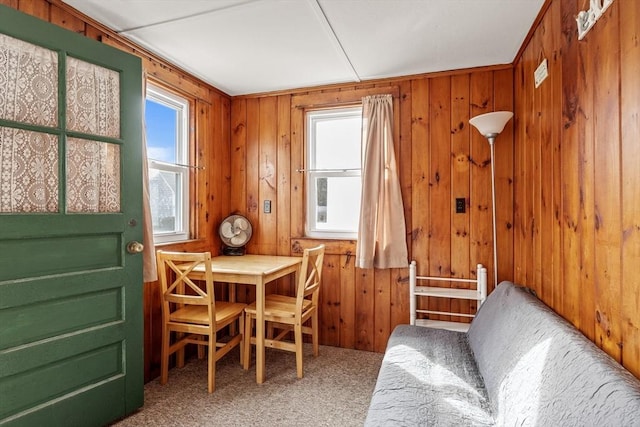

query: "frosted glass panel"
(0, 127), (58, 212)
(66, 138), (120, 213)
(0, 33), (58, 127)
(66, 57), (120, 138)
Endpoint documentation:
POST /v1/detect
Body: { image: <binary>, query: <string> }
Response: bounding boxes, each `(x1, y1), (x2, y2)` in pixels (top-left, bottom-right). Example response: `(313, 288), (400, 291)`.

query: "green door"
(0, 6), (143, 426)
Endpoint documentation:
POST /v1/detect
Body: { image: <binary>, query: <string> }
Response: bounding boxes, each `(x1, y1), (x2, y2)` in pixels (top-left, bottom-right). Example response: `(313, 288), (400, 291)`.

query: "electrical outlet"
(455, 198), (466, 214)
(263, 200), (271, 214)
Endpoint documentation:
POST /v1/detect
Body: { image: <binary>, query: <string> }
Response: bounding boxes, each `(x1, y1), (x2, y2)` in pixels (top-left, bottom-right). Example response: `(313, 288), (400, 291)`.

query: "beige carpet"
(112, 344), (383, 427)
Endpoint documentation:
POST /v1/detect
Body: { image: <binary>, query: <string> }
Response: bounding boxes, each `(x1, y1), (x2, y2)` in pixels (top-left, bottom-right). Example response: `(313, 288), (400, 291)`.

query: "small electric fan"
(218, 214), (252, 255)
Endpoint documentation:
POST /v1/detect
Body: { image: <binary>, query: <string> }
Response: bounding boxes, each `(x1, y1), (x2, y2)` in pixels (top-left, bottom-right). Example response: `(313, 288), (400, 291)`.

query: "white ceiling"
(62, 0), (544, 96)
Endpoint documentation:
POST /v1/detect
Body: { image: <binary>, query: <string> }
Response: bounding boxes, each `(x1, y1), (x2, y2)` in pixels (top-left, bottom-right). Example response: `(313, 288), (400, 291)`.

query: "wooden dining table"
(188, 254), (302, 384)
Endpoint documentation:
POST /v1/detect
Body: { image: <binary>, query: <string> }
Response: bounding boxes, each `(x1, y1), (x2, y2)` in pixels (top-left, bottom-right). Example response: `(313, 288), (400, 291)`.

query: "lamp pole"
(468, 111), (512, 290)
(487, 134), (498, 289)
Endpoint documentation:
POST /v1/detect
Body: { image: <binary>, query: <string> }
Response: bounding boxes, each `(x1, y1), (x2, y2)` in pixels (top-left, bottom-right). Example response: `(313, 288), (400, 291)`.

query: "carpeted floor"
(112, 344), (383, 427)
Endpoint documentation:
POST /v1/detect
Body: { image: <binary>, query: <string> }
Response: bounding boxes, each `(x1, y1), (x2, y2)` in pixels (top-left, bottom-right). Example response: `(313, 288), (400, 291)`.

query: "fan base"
(222, 246), (246, 256)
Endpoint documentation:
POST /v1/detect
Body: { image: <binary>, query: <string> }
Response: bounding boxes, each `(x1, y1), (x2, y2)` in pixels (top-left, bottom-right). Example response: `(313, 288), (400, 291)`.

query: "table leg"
(229, 282), (237, 335)
(256, 278), (266, 384)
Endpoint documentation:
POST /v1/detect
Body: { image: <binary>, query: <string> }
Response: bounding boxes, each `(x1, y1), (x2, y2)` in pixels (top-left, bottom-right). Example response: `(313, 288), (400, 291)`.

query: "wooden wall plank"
(355, 268), (375, 352)
(550, 0), (564, 314)
(0, 0), (19, 8)
(450, 74), (472, 320)
(50, 4), (85, 34)
(523, 41), (536, 291)
(339, 255), (356, 349)
(276, 95), (294, 294)
(194, 100), (211, 241)
(290, 105), (305, 239)
(320, 255), (341, 346)
(620, 0), (640, 379)
(592, 4), (621, 360)
(230, 100), (247, 215)
(219, 96), (231, 235)
(373, 269), (391, 352)
(245, 98), (260, 252)
(18, 0), (48, 20)
(390, 80), (413, 329)
(558, 0), (581, 328)
(531, 26), (543, 299)
(256, 97), (278, 255)
(538, 13), (553, 303)
(428, 76), (452, 320)
(410, 78), (430, 315)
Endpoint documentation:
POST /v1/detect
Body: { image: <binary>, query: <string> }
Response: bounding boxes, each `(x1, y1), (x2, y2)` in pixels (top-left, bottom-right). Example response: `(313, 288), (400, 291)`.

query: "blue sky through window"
(145, 99), (177, 163)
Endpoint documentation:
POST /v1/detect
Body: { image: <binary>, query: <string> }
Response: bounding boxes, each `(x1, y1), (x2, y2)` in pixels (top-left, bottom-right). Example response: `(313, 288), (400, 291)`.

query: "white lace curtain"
(0, 34), (59, 212)
(0, 34), (122, 213)
(355, 94), (408, 269)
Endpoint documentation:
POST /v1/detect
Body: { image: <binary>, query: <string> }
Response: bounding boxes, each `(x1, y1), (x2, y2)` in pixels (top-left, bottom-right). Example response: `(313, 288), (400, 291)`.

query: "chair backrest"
(156, 250), (215, 317)
(295, 245), (325, 310)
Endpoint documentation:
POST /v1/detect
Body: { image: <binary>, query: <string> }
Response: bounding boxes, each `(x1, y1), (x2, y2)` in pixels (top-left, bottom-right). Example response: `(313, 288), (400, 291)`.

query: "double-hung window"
(145, 84), (190, 243)
(306, 107), (362, 239)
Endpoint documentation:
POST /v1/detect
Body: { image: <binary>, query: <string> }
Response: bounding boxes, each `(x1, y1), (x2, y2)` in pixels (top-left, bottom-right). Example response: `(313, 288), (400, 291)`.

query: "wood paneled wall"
(514, 0), (640, 377)
(1, 0), (232, 381)
(230, 68), (515, 352)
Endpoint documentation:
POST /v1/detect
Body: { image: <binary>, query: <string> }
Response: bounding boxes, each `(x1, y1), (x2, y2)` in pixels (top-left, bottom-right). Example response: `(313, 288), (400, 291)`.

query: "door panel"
(0, 5), (143, 426)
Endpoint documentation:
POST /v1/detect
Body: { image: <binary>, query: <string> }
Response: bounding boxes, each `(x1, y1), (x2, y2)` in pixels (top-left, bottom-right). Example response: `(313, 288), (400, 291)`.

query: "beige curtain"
(355, 95), (408, 269)
(142, 74), (157, 282)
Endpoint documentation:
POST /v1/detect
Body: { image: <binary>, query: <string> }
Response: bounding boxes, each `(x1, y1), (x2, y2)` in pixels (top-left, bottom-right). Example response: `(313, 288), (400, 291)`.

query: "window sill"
(291, 237), (356, 256)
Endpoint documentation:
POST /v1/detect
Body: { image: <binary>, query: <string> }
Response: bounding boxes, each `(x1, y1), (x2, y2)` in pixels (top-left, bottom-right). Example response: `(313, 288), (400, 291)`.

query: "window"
(145, 84), (190, 243)
(306, 107), (362, 239)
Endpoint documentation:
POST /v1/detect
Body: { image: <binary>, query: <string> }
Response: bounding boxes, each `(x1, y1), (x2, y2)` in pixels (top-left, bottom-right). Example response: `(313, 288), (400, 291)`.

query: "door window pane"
(66, 57), (120, 138)
(0, 127), (58, 212)
(0, 33), (58, 127)
(66, 137), (120, 213)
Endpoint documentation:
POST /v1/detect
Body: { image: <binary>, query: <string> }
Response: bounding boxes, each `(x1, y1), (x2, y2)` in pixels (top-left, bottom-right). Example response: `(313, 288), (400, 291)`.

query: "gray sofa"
(365, 281), (640, 426)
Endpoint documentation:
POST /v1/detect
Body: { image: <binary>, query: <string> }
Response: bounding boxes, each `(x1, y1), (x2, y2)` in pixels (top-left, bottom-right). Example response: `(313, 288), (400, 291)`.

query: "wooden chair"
(243, 245), (325, 378)
(156, 250), (246, 393)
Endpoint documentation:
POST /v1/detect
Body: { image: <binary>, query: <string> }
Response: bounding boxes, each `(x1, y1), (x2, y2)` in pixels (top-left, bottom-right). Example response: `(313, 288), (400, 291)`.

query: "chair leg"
(208, 332), (216, 393)
(267, 322), (274, 339)
(239, 313), (245, 364)
(160, 325), (170, 385)
(243, 313), (252, 370)
(197, 335), (205, 359)
(294, 321), (304, 379)
(312, 309), (319, 357)
(176, 332), (185, 368)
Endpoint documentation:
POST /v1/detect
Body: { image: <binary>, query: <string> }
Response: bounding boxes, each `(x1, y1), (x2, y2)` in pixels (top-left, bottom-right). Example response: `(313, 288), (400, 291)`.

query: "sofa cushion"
(467, 281), (640, 426)
(365, 325), (494, 426)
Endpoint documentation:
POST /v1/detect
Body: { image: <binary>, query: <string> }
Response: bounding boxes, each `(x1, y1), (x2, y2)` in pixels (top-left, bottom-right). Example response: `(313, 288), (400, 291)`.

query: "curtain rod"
(296, 168), (361, 173)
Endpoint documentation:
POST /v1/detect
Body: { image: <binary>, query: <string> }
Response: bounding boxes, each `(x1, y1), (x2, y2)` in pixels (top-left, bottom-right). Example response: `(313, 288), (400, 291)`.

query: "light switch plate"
(263, 200), (271, 214)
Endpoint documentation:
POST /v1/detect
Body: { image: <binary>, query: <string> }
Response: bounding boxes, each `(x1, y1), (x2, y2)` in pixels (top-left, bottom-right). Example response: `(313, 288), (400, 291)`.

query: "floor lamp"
(469, 111), (513, 288)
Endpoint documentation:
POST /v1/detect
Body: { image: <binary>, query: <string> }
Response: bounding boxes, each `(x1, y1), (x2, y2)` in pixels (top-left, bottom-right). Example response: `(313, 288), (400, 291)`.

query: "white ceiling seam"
(117, 0), (262, 35)
(308, 0), (361, 84)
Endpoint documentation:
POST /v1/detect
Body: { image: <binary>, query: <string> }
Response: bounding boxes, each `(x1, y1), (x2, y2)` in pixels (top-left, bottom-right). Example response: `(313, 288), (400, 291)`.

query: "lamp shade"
(469, 111), (513, 137)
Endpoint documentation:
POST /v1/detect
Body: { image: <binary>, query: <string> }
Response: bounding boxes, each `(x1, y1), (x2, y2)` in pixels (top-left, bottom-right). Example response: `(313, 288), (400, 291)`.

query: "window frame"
(305, 106), (363, 240)
(145, 83), (191, 244)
